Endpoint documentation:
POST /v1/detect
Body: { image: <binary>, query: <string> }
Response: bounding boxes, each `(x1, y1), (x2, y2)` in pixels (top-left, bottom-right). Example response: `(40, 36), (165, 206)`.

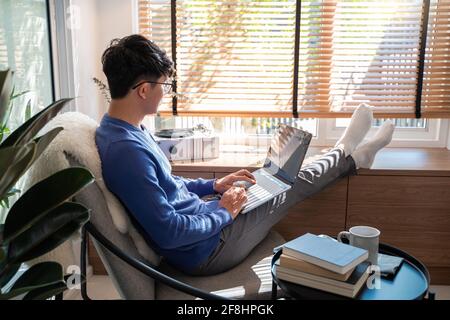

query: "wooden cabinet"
(347, 175), (450, 284)
(273, 178), (348, 241)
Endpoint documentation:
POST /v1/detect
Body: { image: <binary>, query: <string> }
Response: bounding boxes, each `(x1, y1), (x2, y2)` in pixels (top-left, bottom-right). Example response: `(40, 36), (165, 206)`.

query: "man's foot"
(334, 104), (373, 156)
(352, 120), (395, 169)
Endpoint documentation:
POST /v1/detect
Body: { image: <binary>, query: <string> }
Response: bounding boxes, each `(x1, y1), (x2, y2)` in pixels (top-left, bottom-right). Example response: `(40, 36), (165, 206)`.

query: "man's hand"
(219, 186), (248, 219)
(213, 169), (256, 194)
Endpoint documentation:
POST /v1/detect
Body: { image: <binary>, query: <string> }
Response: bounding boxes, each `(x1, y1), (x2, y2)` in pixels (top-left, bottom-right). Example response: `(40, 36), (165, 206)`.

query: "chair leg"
(271, 281), (278, 300)
(54, 292), (64, 300)
(80, 226), (91, 300)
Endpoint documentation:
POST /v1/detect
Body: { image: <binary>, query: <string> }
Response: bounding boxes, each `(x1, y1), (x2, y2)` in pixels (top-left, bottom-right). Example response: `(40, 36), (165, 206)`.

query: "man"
(96, 35), (395, 276)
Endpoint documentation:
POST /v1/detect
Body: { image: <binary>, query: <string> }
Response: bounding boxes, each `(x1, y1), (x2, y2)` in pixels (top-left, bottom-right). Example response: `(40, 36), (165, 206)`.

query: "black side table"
(271, 242), (434, 300)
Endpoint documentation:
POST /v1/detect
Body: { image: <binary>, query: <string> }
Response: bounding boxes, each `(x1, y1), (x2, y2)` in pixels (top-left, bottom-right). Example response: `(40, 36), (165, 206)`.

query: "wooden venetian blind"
(298, 0), (424, 118)
(139, 0), (174, 112)
(140, 0), (296, 117)
(421, 0), (450, 117)
(139, 0), (450, 118)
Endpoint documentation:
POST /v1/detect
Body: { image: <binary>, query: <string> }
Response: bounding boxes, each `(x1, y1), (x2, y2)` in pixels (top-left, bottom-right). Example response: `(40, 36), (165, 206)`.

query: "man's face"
(146, 75), (166, 114)
(133, 75), (167, 115)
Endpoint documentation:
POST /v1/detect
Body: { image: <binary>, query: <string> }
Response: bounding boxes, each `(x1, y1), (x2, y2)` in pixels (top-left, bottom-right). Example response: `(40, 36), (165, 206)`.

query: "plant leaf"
(22, 280), (67, 300)
(33, 127), (63, 161)
(3, 167), (94, 242)
(5, 188), (21, 196)
(0, 98), (72, 148)
(0, 262), (63, 300)
(0, 69), (13, 126)
(0, 142), (36, 201)
(11, 90), (30, 101)
(9, 86), (15, 101)
(3, 88), (17, 130)
(0, 263), (21, 289)
(23, 273), (85, 300)
(0, 127), (63, 203)
(1, 126), (10, 142)
(0, 188), (21, 206)
(0, 224), (6, 266)
(6, 202), (90, 264)
(24, 100), (32, 122)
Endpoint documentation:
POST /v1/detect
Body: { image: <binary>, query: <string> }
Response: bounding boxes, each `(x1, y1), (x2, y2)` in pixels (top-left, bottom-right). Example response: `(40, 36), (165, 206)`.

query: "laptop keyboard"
(245, 173), (287, 208)
(246, 184), (273, 207)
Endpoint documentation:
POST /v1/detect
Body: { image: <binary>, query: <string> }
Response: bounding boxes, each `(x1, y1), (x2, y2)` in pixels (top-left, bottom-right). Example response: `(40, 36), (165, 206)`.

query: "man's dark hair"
(101, 34), (174, 99)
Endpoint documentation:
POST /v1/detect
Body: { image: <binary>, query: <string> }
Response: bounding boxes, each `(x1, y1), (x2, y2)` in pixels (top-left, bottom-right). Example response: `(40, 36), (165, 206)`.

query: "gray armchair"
(69, 155), (285, 300)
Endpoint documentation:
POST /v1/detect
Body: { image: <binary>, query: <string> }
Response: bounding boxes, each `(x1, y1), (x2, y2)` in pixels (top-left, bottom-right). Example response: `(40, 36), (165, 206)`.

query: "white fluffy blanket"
(23, 112), (159, 266)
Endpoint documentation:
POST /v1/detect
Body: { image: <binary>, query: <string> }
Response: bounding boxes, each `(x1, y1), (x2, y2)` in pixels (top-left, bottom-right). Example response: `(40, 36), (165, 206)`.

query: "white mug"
(338, 226), (380, 265)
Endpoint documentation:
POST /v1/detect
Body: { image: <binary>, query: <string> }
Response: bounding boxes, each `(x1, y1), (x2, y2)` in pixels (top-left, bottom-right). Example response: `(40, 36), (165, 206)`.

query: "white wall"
(69, 0), (135, 121)
(97, 0), (136, 52)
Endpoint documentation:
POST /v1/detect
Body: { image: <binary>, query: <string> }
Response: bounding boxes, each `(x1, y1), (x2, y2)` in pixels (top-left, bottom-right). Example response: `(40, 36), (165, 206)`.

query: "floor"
(67, 275), (450, 300)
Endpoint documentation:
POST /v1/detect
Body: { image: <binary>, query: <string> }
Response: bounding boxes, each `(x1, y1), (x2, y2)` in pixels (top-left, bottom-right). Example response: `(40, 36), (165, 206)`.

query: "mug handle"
(337, 231), (351, 243)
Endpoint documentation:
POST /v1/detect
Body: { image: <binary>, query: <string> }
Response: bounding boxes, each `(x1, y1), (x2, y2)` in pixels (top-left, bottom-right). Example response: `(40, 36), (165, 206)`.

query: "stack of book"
(275, 233), (370, 298)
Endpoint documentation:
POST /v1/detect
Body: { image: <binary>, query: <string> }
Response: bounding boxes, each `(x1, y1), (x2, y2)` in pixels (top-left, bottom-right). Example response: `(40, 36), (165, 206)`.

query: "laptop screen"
(263, 125), (312, 184)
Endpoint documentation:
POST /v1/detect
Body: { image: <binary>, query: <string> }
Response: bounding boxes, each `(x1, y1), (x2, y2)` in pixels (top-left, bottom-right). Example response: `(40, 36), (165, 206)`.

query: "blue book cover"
(282, 233), (369, 274)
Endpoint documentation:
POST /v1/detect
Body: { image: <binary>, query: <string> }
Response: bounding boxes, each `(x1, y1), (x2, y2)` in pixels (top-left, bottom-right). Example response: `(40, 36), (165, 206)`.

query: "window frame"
(319, 118), (449, 148)
(47, 0), (77, 107)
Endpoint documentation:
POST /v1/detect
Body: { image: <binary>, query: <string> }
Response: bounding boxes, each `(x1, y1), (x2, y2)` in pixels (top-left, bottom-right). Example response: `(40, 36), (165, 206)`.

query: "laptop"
(240, 124), (312, 214)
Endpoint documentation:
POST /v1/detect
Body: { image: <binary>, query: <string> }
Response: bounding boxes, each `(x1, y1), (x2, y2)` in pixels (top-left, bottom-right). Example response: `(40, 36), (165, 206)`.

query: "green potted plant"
(0, 68), (94, 300)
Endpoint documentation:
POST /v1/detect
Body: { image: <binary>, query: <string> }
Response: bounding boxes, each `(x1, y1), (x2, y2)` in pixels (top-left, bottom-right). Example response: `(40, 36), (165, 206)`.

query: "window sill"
(357, 147), (450, 177)
(171, 147), (450, 177)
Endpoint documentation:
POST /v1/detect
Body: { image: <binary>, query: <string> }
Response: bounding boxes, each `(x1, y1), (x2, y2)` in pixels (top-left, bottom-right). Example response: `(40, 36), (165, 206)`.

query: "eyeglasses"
(132, 80), (173, 95)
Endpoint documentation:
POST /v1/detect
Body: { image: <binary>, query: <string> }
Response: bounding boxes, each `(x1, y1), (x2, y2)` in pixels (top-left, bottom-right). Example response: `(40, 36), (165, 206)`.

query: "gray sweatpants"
(189, 147), (357, 276)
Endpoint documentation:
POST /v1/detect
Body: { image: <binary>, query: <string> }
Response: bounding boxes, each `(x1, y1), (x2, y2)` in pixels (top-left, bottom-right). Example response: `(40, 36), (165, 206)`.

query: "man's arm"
(103, 141), (233, 249)
(174, 169), (257, 197)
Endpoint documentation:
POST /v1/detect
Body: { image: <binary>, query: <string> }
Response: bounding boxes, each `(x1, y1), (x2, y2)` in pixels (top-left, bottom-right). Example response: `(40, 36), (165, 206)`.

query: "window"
(139, 0), (450, 118)
(336, 118), (427, 128)
(0, 0), (54, 223)
(329, 118), (447, 148)
(0, 0), (54, 130)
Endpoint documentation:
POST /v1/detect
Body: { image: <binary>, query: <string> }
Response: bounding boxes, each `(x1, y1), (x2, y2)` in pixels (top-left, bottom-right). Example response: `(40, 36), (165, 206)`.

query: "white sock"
(334, 103), (373, 156)
(352, 120), (395, 169)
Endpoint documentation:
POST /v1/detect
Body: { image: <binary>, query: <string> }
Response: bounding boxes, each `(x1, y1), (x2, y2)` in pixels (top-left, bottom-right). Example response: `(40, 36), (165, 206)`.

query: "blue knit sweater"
(95, 114), (232, 271)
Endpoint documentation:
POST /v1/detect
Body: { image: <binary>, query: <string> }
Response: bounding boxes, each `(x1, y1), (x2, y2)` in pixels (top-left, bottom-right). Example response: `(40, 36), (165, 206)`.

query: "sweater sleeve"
(103, 140), (232, 249)
(174, 175), (216, 198)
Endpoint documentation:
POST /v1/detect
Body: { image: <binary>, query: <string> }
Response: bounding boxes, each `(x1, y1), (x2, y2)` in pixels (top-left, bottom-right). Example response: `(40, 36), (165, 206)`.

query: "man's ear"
(137, 83), (148, 100)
